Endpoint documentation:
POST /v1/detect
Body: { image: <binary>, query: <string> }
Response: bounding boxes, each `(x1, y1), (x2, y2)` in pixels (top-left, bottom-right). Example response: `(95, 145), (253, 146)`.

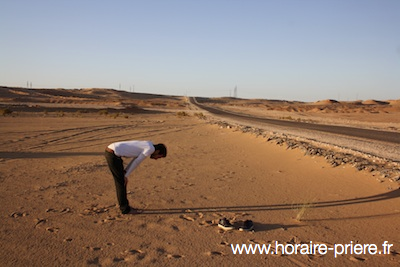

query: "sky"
(1, 0), (399, 102)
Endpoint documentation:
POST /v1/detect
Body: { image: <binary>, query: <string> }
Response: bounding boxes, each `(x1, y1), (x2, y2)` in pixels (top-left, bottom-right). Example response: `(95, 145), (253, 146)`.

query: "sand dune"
(313, 99), (340, 105)
(362, 99), (390, 105)
(0, 87), (186, 110)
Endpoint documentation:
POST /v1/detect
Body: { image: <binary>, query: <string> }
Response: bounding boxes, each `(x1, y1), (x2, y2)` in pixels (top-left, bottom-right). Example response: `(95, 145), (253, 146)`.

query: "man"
(105, 140), (167, 214)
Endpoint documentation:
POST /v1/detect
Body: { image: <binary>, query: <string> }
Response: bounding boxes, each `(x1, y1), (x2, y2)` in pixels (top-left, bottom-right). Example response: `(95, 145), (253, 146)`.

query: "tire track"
(2, 122), (199, 152)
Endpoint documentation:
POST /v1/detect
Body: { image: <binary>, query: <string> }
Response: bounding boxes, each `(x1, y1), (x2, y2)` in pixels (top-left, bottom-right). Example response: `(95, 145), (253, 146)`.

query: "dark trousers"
(104, 150), (130, 214)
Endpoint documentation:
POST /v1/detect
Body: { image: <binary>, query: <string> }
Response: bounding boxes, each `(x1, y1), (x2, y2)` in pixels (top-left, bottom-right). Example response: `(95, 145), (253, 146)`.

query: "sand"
(1, 87), (399, 266)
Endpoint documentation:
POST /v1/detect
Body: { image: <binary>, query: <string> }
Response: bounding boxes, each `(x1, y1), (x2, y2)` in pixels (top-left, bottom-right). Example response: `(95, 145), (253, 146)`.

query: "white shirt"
(108, 141), (155, 177)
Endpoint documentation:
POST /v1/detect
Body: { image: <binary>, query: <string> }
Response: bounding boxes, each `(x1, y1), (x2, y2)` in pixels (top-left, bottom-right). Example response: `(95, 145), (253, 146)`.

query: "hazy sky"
(1, 0), (399, 101)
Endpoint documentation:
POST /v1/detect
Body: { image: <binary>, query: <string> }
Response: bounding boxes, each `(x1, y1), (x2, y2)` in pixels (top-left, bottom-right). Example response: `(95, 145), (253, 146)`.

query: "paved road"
(189, 97), (400, 145)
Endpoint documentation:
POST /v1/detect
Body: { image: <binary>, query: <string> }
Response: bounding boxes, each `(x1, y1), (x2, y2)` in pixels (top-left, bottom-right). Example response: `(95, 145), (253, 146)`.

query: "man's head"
(151, 143), (167, 160)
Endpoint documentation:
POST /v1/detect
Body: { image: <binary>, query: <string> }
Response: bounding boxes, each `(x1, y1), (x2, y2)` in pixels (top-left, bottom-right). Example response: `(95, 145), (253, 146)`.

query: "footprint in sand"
(153, 247), (184, 259)
(46, 227), (59, 233)
(168, 186), (180, 190)
(180, 199), (194, 205)
(349, 256), (366, 262)
(10, 211), (29, 218)
(84, 246), (102, 251)
(171, 225), (180, 231)
(221, 171), (236, 180)
(180, 210), (212, 225)
(46, 208), (72, 214)
(167, 254), (184, 259)
(34, 218), (47, 227)
(180, 214), (195, 222)
(219, 241), (230, 247)
(206, 251), (225, 256)
(124, 249), (144, 254)
(99, 216), (118, 224)
(200, 195), (216, 201)
(80, 205), (112, 216)
(122, 249), (146, 261)
(198, 220), (215, 227)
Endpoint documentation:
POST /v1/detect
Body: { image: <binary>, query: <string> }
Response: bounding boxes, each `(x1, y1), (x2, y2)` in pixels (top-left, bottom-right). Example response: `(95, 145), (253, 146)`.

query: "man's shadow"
(140, 189), (400, 231)
(143, 189), (400, 214)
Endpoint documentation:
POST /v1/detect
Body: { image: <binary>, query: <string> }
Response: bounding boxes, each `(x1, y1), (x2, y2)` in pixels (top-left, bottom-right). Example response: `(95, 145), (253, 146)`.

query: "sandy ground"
(1, 111), (399, 266)
(1, 87), (400, 266)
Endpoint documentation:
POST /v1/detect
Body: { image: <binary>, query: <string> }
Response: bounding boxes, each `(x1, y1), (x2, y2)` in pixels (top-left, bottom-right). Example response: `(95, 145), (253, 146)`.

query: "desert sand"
(1, 87), (399, 266)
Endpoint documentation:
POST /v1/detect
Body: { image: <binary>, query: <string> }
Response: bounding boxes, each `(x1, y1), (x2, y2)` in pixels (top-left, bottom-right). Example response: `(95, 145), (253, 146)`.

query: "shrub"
(176, 111), (189, 117)
(0, 108), (12, 116)
(194, 112), (206, 119)
(98, 109), (108, 115)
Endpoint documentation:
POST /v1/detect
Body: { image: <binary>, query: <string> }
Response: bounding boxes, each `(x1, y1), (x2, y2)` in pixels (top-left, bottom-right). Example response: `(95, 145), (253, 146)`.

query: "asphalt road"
(189, 97), (400, 145)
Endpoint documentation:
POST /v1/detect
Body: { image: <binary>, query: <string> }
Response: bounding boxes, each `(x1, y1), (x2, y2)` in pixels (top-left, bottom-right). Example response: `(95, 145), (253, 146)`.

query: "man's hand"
(124, 177), (128, 187)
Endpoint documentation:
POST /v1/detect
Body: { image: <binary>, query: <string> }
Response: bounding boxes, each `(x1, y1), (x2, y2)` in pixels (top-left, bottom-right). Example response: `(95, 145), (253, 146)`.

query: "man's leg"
(104, 151), (131, 214)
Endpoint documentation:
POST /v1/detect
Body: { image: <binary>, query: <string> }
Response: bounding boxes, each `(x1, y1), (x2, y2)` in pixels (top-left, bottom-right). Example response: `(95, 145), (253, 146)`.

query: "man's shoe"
(239, 220), (254, 231)
(218, 218), (234, 230)
(121, 206), (132, 214)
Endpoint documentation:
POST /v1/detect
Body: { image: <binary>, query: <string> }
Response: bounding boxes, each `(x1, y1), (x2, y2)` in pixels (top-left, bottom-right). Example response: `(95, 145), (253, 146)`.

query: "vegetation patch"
(0, 108), (13, 116)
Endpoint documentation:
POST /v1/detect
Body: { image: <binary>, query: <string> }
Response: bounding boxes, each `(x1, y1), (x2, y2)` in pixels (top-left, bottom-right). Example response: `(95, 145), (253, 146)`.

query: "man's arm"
(124, 153), (148, 178)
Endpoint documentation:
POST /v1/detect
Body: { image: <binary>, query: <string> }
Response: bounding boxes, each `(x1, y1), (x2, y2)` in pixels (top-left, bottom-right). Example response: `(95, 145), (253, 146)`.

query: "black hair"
(154, 143), (167, 157)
